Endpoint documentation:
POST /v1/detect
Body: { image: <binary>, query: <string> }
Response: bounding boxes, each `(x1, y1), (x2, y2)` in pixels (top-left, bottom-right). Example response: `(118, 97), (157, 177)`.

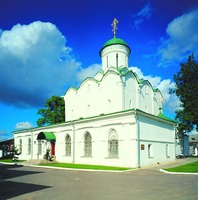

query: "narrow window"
(148, 144), (153, 158)
(145, 86), (148, 94)
(107, 56), (108, 68)
(166, 144), (170, 158)
(38, 140), (42, 155)
(87, 105), (90, 117)
(28, 138), (31, 155)
(87, 84), (90, 92)
(129, 100), (132, 109)
(65, 134), (71, 156)
(19, 139), (22, 154)
(84, 132), (92, 157)
(108, 99), (111, 113)
(108, 129), (119, 158)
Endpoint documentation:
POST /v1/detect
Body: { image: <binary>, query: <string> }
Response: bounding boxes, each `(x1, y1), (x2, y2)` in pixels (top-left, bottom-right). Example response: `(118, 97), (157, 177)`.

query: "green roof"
(99, 37), (131, 56)
(157, 112), (175, 123)
(37, 132), (56, 140)
(103, 37), (128, 47)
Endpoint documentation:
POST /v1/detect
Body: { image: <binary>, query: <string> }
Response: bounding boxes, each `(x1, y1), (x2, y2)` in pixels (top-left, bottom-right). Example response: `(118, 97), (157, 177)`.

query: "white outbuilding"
(13, 19), (176, 168)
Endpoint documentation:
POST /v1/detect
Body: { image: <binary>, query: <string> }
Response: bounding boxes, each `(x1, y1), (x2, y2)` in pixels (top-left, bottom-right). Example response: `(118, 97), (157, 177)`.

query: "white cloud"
(130, 66), (161, 87)
(77, 63), (101, 81)
(133, 3), (153, 30)
(0, 21), (81, 108)
(130, 66), (180, 113)
(158, 10), (198, 67)
(15, 121), (33, 130)
(137, 3), (153, 19)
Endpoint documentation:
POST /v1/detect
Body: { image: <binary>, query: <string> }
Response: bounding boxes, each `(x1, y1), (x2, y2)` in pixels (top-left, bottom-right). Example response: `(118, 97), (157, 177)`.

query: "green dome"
(99, 37), (131, 56)
(103, 37), (128, 47)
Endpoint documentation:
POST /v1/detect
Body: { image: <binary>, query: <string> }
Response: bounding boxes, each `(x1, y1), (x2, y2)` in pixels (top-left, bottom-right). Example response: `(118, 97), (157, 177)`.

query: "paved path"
(0, 157), (198, 200)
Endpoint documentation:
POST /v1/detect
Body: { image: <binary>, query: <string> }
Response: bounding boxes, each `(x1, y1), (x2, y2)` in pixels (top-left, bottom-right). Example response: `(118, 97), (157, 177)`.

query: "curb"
(0, 162), (129, 173)
(159, 168), (198, 175)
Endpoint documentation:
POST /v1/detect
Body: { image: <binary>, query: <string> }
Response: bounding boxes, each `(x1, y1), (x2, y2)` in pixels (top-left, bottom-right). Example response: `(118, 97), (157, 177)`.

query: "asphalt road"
(0, 160), (198, 200)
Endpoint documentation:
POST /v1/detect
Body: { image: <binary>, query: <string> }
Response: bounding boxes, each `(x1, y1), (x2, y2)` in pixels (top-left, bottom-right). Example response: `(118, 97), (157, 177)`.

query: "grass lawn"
(39, 163), (131, 171)
(0, 159), (25, 163)
(164, 161), (198, 173)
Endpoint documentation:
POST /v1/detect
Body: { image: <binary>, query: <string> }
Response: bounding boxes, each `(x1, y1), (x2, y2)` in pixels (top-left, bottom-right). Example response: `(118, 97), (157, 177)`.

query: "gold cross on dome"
(112, 18), (119, 37)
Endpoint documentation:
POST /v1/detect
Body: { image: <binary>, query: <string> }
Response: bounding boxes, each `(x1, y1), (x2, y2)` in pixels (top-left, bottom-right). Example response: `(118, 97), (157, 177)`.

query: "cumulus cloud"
(0, 21), (81, 108)
(15, 121), (33, 130)
(77, 63), (101, 81)
(158, 10), (198, 67)
(132, 3), (153, 30)
(130, 66), (180, 113)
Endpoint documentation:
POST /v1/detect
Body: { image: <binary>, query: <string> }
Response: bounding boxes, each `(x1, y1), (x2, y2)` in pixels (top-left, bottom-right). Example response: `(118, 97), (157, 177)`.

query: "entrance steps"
(24, 159), (43, 165)
(24, 158), (58, 165)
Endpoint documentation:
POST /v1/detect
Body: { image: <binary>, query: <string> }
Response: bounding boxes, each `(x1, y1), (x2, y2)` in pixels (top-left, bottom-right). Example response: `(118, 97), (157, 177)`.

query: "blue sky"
(0, 0), (198, 141)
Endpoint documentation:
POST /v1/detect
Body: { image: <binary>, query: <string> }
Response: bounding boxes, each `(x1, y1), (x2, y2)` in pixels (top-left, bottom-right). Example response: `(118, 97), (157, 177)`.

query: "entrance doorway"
(51, 141), (55, 156)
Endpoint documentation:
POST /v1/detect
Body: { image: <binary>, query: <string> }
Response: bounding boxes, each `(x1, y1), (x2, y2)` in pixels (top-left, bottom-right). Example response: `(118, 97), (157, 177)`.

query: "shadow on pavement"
(0, 164), (51, 199)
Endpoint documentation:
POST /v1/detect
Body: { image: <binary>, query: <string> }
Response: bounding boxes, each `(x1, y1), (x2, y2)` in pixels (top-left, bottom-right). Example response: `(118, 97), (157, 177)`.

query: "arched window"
(116, 53), (118, 68)
(148, 144), (153, 158)
(28, 138), (31, 155)
(84, 132), (92, 157)
(87, 84), (90, 92)
(107, 55), (108, 67)
(87, 105), (90, 117)
(108, 99), (111, 113)
(19, 139), (22, 154)
(145, 85), (148, 94)
(166, 144), (170, 158)
(108, 129), (119, 158)
(38, 140), (42, 155)
(65, 134), (71, 156)
(129, 100), (132, 109)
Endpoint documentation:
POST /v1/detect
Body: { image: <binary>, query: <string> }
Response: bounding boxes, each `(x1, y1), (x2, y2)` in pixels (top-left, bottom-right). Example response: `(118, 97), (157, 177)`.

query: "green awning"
(37, 132), (56, 141)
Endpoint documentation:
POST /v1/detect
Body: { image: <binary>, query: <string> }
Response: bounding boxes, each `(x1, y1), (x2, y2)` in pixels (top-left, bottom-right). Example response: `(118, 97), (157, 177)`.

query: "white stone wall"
(65, 70), (163, 122)
(13, 110), (175, 168)
(137, 113), (176, 166)
(65, 72), (124, 121)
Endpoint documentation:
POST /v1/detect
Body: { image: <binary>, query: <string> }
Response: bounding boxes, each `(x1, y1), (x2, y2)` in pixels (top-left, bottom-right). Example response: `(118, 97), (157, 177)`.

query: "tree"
(37, 96), (65, 127)
(172, 54), (198, 132)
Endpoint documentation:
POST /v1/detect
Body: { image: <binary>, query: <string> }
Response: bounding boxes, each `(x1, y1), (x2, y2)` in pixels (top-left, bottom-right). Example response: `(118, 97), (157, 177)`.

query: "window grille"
(19, 139), (22, 154)
(65, 134), (71, 156)
(84, 132), (92, 157)
(148, 144), (153, 158)
(38, 140), (42, 155)
(108, 129), (119, 158)
(28, 138), (31, 155)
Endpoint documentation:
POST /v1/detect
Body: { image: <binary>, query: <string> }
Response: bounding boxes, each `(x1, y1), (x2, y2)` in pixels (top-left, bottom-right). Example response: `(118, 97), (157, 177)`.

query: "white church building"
(13, 19), (176, 168)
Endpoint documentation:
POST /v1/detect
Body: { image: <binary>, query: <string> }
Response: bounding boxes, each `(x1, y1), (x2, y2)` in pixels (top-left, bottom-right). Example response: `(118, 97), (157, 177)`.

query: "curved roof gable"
(65, 67), (163, 98)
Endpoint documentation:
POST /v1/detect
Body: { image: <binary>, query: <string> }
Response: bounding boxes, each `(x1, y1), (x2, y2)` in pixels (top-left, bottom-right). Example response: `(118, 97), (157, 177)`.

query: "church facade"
(13, 20), (176, 168)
